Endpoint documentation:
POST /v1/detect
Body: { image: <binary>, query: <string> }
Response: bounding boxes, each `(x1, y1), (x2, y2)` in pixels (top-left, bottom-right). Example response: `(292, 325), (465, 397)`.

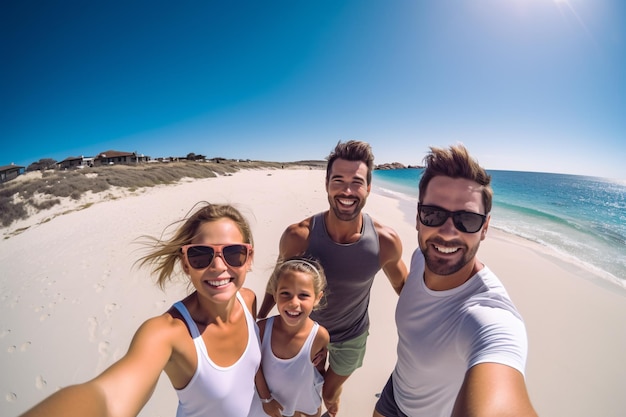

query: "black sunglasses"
(181, 243), (252, 269)
(418, 204), (487, 233)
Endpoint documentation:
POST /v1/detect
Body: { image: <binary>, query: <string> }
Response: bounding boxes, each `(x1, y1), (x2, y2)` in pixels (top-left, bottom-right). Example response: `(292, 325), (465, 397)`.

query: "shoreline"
(371, 180), (626, 297)
(2, 168), (625, 417)
(5, 167), (624, 298)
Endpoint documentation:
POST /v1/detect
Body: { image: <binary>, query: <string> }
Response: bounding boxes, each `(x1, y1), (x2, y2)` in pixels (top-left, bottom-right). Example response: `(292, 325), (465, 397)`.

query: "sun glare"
(552, 0), (594, 42)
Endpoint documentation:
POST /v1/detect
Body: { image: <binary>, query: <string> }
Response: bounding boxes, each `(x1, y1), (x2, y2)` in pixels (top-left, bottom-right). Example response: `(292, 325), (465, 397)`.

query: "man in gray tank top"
(258, 140), (408, 417)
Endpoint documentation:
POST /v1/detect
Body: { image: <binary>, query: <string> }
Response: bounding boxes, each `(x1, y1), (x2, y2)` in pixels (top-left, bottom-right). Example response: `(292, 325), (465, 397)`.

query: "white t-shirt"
(392, 249), (528, 417)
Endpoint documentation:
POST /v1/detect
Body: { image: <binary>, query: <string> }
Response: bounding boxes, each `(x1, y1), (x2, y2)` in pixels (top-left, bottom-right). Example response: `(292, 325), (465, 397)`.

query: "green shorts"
(327, 331), (369, 377)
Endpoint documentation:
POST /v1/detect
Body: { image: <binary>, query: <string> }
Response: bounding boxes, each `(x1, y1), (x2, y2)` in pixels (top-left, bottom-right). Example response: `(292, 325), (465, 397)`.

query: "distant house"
(93, 150), (150, 166)
(57, 156), (94, 170)
(0, 164), (25, 183)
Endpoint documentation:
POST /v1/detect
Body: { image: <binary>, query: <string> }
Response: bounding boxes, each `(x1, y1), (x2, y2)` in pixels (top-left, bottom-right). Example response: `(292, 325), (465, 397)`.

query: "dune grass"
(0, 160), (324, 228)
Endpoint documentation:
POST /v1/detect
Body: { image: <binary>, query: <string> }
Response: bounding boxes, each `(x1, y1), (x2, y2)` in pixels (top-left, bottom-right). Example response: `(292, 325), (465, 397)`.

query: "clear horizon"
(3, 1), (625, 179)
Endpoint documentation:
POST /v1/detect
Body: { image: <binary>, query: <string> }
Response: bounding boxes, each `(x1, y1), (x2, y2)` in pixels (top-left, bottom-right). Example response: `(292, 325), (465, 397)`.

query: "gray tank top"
(307, 212), (381, 343)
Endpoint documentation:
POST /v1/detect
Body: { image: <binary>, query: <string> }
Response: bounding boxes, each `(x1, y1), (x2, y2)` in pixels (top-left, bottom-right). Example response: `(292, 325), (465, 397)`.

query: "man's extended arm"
(377, 223), (408, 295)
(451, 363), (538, 417)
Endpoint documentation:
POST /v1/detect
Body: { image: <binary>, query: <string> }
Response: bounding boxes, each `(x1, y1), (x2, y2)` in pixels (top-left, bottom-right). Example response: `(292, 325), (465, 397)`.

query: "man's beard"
(328, 196), (365, 221)
(420, 237), (479, 276)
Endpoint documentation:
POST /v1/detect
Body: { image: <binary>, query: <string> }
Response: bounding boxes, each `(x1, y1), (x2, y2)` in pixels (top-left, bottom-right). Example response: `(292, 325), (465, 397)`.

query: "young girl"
(21, 202), (262, 417)
(254, 257), (330, 417)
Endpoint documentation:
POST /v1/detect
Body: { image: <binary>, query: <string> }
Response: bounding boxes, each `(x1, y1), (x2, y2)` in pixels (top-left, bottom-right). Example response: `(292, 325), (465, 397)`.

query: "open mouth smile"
(434, 245), (460, 254)
(337, 198), (357, 209)
(205, 278), (232, 288)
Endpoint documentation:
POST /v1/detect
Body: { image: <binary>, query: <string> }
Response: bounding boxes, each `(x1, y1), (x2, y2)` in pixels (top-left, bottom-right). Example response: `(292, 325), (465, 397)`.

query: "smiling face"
(182, 218), (252, 303)
(274, 270), (321, 328)
(417, 176), (490, 289)
(326, 158), (371, 221)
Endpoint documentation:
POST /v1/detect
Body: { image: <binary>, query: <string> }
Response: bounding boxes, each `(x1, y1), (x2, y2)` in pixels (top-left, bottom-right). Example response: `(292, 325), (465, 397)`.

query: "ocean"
(372, 169), (626, 292)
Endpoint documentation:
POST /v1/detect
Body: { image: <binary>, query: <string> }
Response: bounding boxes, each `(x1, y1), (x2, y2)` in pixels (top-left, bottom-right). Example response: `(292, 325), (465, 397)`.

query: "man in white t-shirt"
(374, 144), (537, 417)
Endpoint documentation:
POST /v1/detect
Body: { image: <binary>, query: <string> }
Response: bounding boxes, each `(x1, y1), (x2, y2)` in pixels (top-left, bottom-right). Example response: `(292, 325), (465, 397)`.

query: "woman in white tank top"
(20, 203), (262, 417)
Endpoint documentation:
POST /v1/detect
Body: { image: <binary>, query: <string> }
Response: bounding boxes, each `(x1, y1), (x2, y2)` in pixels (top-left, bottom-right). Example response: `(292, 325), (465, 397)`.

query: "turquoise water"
(372, 169), (626, 291)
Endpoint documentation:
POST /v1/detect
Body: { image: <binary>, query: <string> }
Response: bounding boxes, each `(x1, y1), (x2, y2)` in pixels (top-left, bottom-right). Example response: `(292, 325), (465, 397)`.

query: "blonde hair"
(136, 202), (253, 289)
(267, 257), (327, 310)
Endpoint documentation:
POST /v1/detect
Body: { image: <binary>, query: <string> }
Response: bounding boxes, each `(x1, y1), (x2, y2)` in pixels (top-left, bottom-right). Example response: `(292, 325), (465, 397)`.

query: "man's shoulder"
(368, 215), (402, 244)
(283, 212), (325, 236)
(284, 215), (313, 235)
(280, 213), (325, 256)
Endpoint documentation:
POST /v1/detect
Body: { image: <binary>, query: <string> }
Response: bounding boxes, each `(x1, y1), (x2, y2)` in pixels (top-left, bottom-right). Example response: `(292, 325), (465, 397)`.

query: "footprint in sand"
(94, 283), (105, 293)
(39, 313), (51, 322)
(98, 341), (110, 358)
(154, 299), (167, 309)
(96, 341), (112, 371)
(104, 303), (118, 317)
(88, 317), (98, 342)
(7, 345), (16, 353)
(100, 270), (111, 286)
(0, 329), (10, 338)
(5, 392), (17, 402)
(35, 375), (47, 390)
(112, 346), (125, 361)
(20, 341), (31, 352)
(10, 295), (20, 308)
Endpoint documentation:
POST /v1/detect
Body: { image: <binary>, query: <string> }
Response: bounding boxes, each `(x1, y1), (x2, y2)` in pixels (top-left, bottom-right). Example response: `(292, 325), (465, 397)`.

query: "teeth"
(207, 278), (230, 287)
(435, 245), (459, 254)
(339, 199), (355, 206)
(286, 310), (301, 317)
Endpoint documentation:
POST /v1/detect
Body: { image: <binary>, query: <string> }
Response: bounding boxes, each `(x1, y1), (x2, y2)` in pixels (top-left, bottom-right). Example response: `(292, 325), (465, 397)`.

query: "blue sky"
(2, 0), (625, 179)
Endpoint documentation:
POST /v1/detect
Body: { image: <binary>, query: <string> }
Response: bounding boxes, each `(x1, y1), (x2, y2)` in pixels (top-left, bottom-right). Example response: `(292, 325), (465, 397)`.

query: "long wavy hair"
(135, 202), (254, 289)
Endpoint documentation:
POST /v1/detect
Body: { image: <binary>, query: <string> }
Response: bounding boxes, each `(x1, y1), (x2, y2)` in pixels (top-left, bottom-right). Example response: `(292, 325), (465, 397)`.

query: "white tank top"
(173, 292), (261, 417)
(260, 316), (324, 416)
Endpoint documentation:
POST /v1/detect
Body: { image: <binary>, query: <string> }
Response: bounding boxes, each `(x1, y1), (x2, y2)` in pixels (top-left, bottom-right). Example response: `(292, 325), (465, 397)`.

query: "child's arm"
(311, 324), (330, 372)
(254, 368), (284, 417)
(255, 317), (284, 417)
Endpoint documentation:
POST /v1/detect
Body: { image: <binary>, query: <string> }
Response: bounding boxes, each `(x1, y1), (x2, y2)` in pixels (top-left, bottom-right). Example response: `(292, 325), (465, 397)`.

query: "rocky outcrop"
(374, 163), (423, 170)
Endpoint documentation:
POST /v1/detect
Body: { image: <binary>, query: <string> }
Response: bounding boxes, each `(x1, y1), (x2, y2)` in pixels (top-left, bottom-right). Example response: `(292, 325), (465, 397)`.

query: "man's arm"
(257, 219), (311, 319)
(451, 363), (538, 417)
(376, 222), (408, 295)
(257, 293), (276, 321)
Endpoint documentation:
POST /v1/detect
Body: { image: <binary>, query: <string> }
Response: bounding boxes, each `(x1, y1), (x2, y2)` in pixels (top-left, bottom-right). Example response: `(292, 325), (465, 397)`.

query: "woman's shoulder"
(238, 287), (260, 320)
(129, 312), (190, 350)
(239, 287), (256, 306)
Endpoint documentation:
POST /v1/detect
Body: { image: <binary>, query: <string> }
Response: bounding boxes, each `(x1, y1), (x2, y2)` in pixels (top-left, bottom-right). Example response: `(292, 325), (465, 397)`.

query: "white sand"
(1, 168), (625, 417)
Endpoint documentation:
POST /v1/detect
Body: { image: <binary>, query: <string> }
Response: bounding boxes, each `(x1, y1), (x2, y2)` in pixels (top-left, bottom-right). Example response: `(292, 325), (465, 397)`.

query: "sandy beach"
(1, 168), (625, 417)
